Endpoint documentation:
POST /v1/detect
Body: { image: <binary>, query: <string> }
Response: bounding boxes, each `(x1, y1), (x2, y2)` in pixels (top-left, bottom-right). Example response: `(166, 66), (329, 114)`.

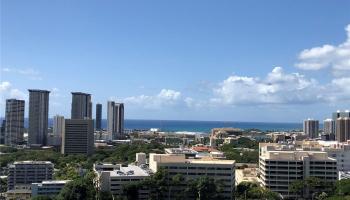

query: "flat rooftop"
(165, 148), (198, 154)
(12, 161), (53, 165)
(95, 163), (150, 177)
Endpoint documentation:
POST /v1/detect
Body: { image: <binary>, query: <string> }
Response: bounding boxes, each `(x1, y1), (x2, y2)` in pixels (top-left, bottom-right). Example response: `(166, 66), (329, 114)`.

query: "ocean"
(0, 118), (304, 133)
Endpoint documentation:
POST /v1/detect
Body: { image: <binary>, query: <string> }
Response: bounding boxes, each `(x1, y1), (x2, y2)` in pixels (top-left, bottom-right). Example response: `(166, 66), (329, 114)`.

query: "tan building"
(5, 185), (31, 200)
(259, 143), (337, 199)
(235, 167), (259, 185)
(149, 153), (235, 200)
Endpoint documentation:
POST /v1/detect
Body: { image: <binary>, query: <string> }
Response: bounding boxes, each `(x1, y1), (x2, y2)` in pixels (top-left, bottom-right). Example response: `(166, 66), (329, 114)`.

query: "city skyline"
(1, 1), (350, 122)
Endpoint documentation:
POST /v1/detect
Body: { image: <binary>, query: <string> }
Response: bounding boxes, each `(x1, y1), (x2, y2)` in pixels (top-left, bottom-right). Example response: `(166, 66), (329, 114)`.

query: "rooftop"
(28, 89), (50, 93)
(12, 161), (53, 165)
(71, 92), (91, 95)
(94, 163), (150, 177)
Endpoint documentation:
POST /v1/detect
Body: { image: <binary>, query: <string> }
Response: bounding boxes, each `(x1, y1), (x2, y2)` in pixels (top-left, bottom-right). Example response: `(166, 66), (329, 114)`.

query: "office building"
(94, 163), (150, 199)
(96, 103), (102, 130)
(28, 89), (50, 146)
(336, 118), (350, 142)
(53, 115), (65, 137)
(149, 153), (235, 200)
(259, 143), (338, 199)
(303, 119), (319, 138)
(0, 119), (6, 144)
(71, 92), (92, 119)
(107, 101), (124, 140)
(7, 161), (54, 190)
(31, 180), (70, 198)
(5, 99), (25, 146)
(61, 119), (94, 155)
(300, 140), (350, 171)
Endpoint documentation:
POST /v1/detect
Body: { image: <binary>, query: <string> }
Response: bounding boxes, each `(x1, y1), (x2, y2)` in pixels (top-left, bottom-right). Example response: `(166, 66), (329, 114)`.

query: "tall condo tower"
(96, 103), (102, 130)
(303, 119), (319, 139)
(323, 119), (335, 135)
(107, 101), (124, 140)
(28, 89), (50, 146)
(5, 99), (25, 146)
(336, 117), (350, 142)
(53, 115), (65, 137)
(71, 92), (92, 119)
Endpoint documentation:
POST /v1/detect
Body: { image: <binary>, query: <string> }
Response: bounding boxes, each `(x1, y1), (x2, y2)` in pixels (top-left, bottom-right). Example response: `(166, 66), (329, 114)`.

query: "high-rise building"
(53, 115), (65, 137)
(61, 119), (94, 155)
(0, 120), (6, 144)
(71, 92), (92, 119)
(28, 89), (50, 146)
(303, 119), (319, 138)
(96, 103), (102, 130)
(323, 118), (335, 140)
(323, 119), (334, 135)
(5, 99), (25, 146)
(7, 161), (54, 190)
(336, 118), (350, 142)
(259, 143), (337, 199)
(332, 110), (350, 135)
(107, 101), (124, 140)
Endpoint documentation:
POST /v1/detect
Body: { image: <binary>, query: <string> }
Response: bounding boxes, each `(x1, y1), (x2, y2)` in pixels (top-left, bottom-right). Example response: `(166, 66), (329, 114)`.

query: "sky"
(1, 0), (350, 122)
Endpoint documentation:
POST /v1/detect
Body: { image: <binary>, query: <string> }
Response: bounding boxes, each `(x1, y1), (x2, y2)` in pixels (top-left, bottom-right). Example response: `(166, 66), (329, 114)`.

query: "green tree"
(56, 172), (96, 200)
(97, 191), (113, 200)
(31, 196), (53, 200)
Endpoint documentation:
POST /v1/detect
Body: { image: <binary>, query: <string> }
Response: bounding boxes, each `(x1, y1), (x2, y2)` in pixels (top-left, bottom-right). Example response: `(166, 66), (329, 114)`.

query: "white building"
(259, 143), (338, 199)
(94, 163), (150, 199)
(31, 180), (70, 197)
(149, 153), (235, 200)
(301, 140), (350, 171)
(53, 115), (65, 137)
(323, 118), (334, 135)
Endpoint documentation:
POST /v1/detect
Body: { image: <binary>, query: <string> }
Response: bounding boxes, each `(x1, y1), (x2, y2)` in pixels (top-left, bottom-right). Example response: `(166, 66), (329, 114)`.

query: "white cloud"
(122, 89), (183, 109)
(296, 24), (350, 75)
(0, 81), (27, 107)
(211, 67), (326, 105)
(1, 67), (42, 80)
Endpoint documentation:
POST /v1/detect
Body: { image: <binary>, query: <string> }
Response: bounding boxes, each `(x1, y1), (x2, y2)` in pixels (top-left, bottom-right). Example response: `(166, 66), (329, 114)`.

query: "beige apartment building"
(259, 143), (338, 199)
(149, 153), (235, 200)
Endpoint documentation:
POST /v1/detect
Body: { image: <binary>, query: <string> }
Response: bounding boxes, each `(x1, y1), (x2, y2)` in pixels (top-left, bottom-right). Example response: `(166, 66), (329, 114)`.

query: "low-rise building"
(7, 161), (54, 190)
(235, 167), (259, 185)
(31, 180), (70, 198)
(94, 163), (150, 199)
(149, 153), (235, 200)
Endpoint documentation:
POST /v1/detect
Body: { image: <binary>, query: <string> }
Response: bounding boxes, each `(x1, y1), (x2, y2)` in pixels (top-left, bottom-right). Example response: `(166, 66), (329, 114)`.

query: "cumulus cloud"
(0, 81), (27, 106)
(211, 67), (335, 105)
(296, 24), (350, 75)
(122, 89), (183, 109)
(1, 67), (42, 80)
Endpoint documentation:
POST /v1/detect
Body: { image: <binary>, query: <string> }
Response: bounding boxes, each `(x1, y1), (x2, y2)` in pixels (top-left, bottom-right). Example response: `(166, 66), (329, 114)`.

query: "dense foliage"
(0, 142), (166, 169)
(121, 169), (225, 200)
(219, 138), (259, 163)
(236, 182), (281, 200)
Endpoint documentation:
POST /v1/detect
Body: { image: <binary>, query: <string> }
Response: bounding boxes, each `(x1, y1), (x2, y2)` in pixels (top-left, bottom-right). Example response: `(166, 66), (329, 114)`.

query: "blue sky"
(1, 0), (350, 122)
